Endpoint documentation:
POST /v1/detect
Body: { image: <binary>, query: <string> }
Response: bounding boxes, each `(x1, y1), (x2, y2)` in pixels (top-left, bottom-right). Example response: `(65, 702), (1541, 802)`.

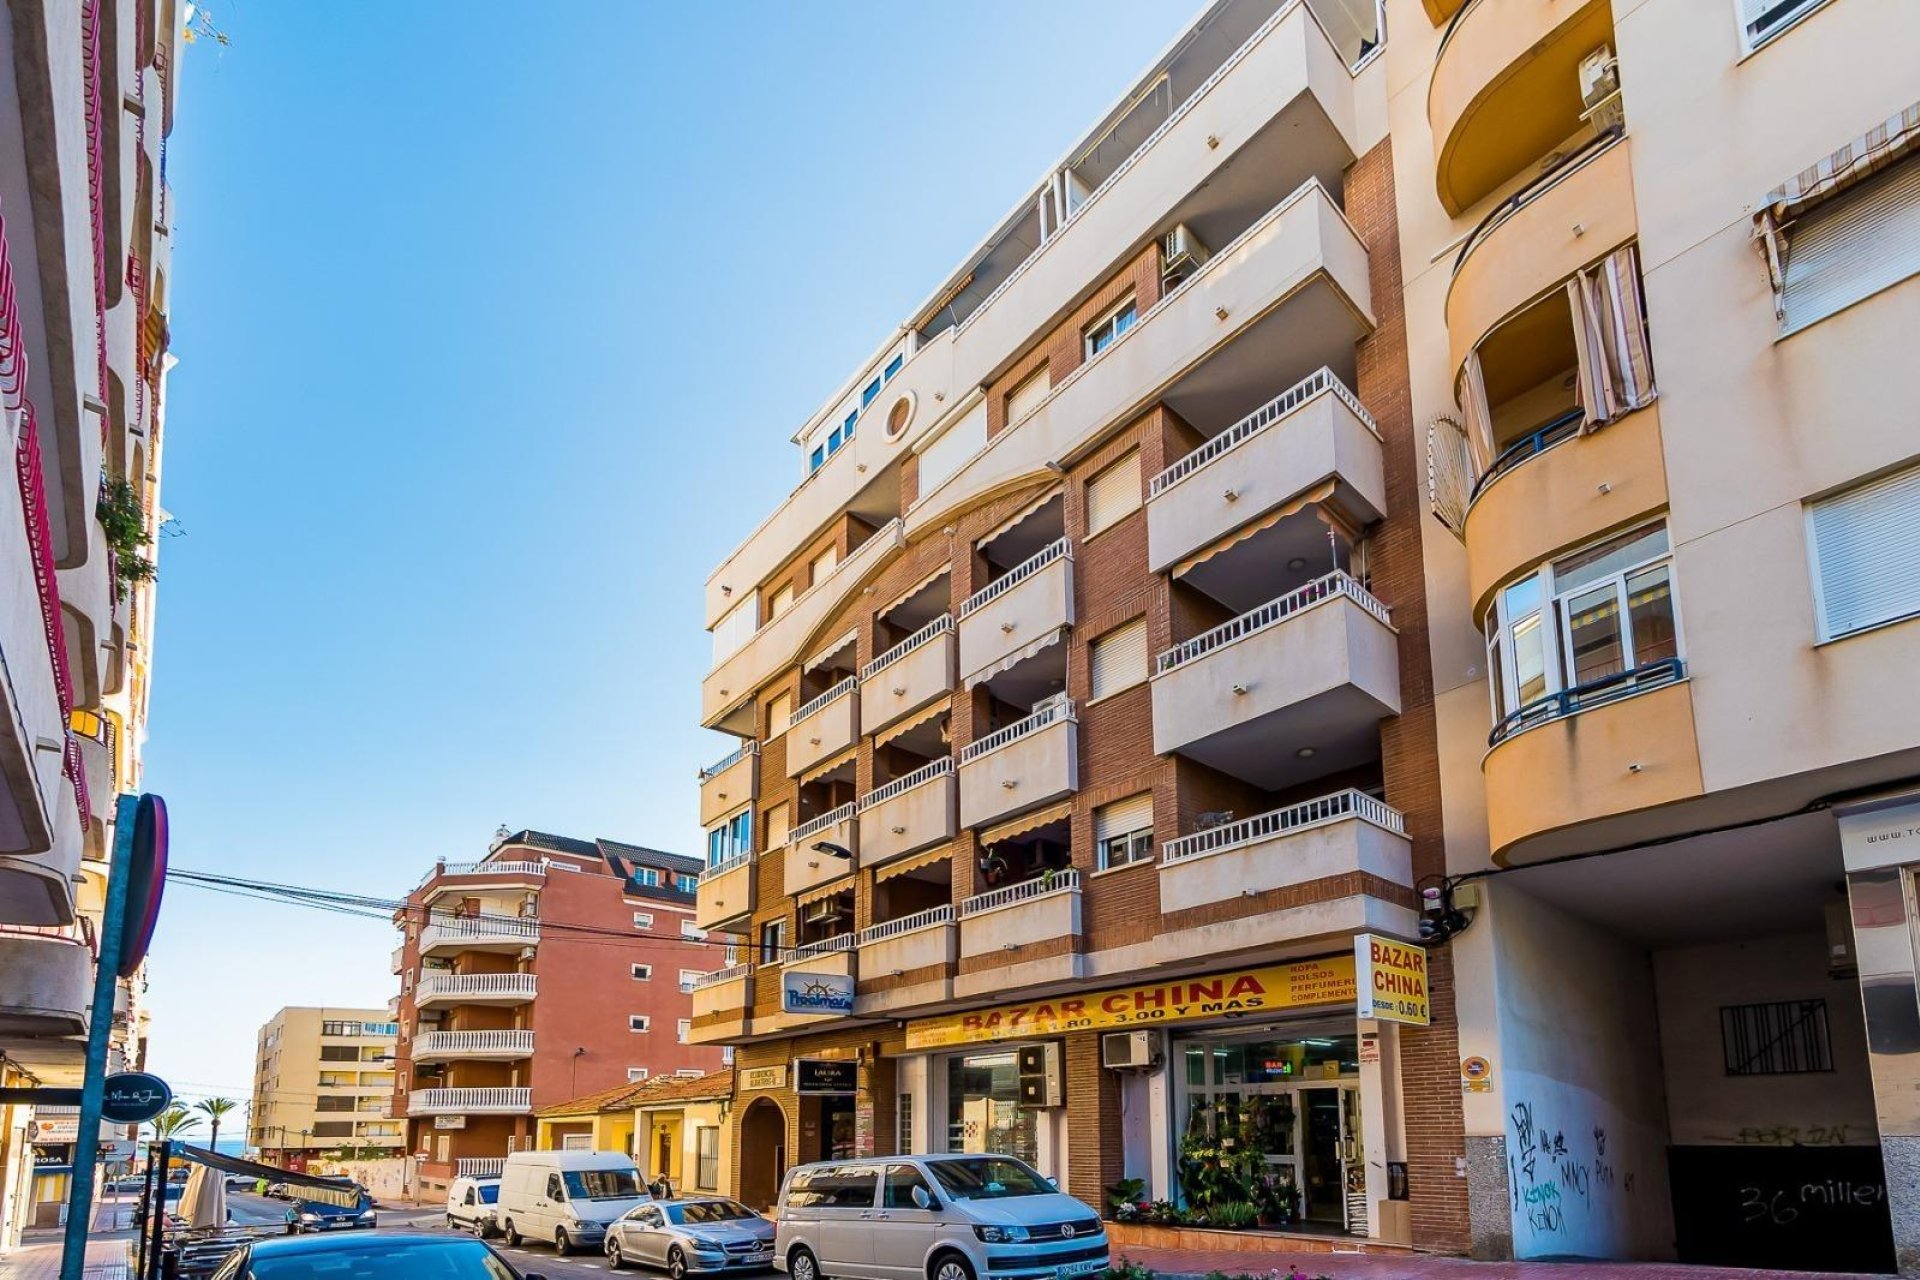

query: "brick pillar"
(1065, 1032), (1121, 1208)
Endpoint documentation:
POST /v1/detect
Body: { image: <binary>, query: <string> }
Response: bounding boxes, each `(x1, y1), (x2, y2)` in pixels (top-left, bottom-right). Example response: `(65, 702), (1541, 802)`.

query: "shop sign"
(1359, 1033), (1381, 1067)
(101, 1072), (173, 1124)
(1355, 934), (1430, 1027)
(740, 1065), (787, 1092)
(26, 1115), (79, 1144)
(794, 1059), (857, 1096)
(905, 955), (1356, 1050)
(1837, 790), (1920, 873)
(432, 1115), (466, 1130)
(31, 1144), (72, 1168)
(782, 969), (854, 1016)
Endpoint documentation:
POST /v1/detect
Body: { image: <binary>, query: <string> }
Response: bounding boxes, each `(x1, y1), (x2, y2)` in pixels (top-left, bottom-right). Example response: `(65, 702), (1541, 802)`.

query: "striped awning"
(1761, 99), (1920, 223)
(1171, 481), (1338, 580)
(979, 486), (1064, 551)
(805, 629), (858, 674)
(875, 697), (951, 750)
(799, 747), (857, 786)
(795, 876), (854, 908)
(963, 626), (1066, 691)
(980, 799), (1074, 846)
(875, 843), (955, 883)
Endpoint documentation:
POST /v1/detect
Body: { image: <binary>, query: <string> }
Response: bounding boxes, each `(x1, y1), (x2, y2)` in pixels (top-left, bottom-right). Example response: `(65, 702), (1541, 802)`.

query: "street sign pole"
(58, 793), (138, 1279)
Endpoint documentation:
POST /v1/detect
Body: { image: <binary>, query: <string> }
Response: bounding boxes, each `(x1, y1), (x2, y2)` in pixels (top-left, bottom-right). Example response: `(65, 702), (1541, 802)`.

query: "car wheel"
(504, 1220), (521, 1247)
(790, 1245), (821, 1280)
(929, 1250), (976, 1280)
(556, 1227), (573, 1256)
(606, 1235), (626, 1270)
(667, 1246), (688, 1280)
(446, 1215), (458, 1230)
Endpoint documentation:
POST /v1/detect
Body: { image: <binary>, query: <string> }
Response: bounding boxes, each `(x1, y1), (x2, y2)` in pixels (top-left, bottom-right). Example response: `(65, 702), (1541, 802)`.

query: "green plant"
(147, 1104), (200, 1142)
(194, 1097), (239, 1150)
(1096, 1257), (1154, 1280)
(1105, 1177), (1147, 1216)
(96, 476), (155, 601)
(1208, 1202), (1259, 1230)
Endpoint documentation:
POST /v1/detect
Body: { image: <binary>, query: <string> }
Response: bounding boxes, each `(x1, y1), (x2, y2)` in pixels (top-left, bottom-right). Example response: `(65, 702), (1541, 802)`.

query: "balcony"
(958, 540), (1073, 688)
(1484, 662), (1703, 865)
(417, 859), (549, 904)
(704, 519), (905, 731)
(696, 852), (754, 934)
(787, 678), (859, 780)
(688, 964), (752, 1043)
(857, 758), (956, 870)
(1429, 0), (1616, 215)
(407, 1087), (532, 1117)
(0, 926), (91, 1036)
(860, 616), (955, 737)
(958, 699), (1079, 830)
(786, 806), (857, 898)
(411, 1030), (535, 1063)
(856, 907), (956, 1014)
(418, 913), (540, 957)
(415, 973), (538, 1008)
(390, 944), (404, 975)
(1147, 368), (1385, 575)
(0, 816), (81, 925)
(698, 741), (759, 829)
(957, 870), (1081, 962)
(1152, 574), (1399, 787)
(1156, 791), (1416, 952)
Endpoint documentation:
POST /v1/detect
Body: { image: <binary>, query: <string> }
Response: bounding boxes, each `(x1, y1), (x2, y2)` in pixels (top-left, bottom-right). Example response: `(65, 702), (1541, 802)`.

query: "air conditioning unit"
(1578, 47), (1624, 134)
(804, 898), (846, 926)
(1162, 224), (1211, 290)
(1825, 898), (1858, 978)
(1017, 1042), (1065, 1107)
(1102, 1030), (1157, 1070)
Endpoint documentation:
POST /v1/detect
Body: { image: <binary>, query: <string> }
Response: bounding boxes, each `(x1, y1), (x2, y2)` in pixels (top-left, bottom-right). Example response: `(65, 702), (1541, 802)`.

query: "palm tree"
(148, 1104), (200, 1144)
(195, 1098), (239, 1151)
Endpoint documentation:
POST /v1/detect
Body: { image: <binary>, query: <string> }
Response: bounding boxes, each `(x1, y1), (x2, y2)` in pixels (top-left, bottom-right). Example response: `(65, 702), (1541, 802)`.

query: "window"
(1084, 296), (1138, 358)
(707, 810), (752, 868)
(679, 970), (704, 994)
(1088, 618), (1148, 702)
(768, 582), (795, 621)
(1779, 156), (1920, 333)
(630, 1016), (651, 1033)
(319, 1046), (359, 1062)
(1808, 461), (1920, 640)
(634, 867), (661, 888)
(627, 1067), (650, 1083)
(632, 964), (652, 981)
(765, 803), (790, 849)
(768, 693), (794, 739)
(1483, 523), (1680, 730)
(695, 1126), (720, 1190)
(862, 376), (882, 408)
(884, 1163), (936, 1209)
(1740, 0), (1834, 51)
(677, 1018), (693, 1043)
(321, 1021), (364, 1037)
(682, 920), (704, 941)
(1086, 450), (1142, 536)
(1095, 793), (1154, 870)
(1722, 999), (1833, 1074)
(721, 1046), (735, 1065)
(883, 353), (905, 382)
(760, 920), (786, 965)
(1005, 366), (1051, 427)
(810, 545), (839, 586)
(632, 912), (654, 930)
(897, 1092), (913, 1156)
(712, 597), (760, 665)
(809, 445), (826, 474)
(785, 1166), (878, 1209)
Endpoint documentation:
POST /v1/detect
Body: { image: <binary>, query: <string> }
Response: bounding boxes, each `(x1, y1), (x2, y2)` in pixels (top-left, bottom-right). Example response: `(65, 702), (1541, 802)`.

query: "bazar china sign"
(1355, 934), (1430, 1027)
(905, 955), (1356, 1050)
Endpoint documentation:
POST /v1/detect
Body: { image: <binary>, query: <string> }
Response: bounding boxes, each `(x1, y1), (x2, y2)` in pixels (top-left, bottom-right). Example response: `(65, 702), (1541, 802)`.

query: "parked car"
(207, 1231), (550, 1279)
(287, 1188), (377, 1233)
(446, 1175), (502, 1236)
(262, 1182), (290, 1200)
(773, 1154), (1107, 1280)
(604, 1196), (774, 1276)
(498, 1150), (646, 1255)
(224, 1175), (254, 1191)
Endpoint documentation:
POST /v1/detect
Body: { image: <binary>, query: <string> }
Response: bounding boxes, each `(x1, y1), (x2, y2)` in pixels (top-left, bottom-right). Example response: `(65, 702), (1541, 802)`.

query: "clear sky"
(141, 1), (1190, 1121)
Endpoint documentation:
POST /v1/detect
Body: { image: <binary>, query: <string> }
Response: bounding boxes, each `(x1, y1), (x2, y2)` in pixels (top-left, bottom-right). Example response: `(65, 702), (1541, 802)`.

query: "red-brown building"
(389, 830), (729, 1190)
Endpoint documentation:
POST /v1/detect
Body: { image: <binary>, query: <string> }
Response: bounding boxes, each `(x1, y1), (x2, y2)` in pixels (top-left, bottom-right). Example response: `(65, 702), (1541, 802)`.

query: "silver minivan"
(773, 1155), (1107, 1280)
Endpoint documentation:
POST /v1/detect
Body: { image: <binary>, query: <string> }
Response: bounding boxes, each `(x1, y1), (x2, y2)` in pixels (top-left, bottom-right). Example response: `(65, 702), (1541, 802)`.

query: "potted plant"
(1210, 1202), (1259, 1231)
(1105, 1178), (1147, 1223)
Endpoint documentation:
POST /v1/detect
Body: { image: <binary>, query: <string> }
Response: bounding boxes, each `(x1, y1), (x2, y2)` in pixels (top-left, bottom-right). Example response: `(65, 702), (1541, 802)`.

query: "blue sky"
(142, 1), (1187, 1113)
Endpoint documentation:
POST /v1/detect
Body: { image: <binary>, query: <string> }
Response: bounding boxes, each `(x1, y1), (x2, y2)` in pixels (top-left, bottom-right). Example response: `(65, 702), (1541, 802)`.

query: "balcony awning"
(875, 697), (951, 750)
(795, 876), (854, 908)
(980, 800), (1074, 846)
(1170, 481), (1338, 581)
(799, 747), (857, 786)
(875, 843), (955, 884)
(979, 485), (1063, 552)
(963, 626), (1066, 691)
(805, 629), (858, 674)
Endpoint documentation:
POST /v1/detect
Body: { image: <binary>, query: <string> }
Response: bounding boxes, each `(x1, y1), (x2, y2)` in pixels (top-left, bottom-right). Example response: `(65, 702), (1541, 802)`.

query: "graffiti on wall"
(1508, 1101), (1637, 1242)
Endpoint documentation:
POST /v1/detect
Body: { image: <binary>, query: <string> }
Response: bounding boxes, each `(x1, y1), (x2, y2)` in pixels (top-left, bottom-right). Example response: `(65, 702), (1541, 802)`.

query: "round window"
(886, 394), (915, 440)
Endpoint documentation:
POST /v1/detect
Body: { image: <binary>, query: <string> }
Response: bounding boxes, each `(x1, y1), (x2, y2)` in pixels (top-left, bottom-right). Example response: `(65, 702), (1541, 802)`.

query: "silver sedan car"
(605, 1196), (775, 1277)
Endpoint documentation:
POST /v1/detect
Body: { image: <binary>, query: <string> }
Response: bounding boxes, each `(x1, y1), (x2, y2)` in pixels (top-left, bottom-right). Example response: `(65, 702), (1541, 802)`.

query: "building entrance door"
(818, 1095), (855, 1162)
(737, 1098), (786, 1210)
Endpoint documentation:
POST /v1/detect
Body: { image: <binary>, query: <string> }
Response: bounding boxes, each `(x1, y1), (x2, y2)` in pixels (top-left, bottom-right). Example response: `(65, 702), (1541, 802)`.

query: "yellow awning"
(804, 629), (858, 674)
(795, 875), (854, 907)
(980, 800), (1074, 846)
(875, 844), (956, 884)
(874, 697), (952, 750)
(799, 747), (857, 786)
(1171, 480), (1338, 580)
(963, 626), (1065, 691)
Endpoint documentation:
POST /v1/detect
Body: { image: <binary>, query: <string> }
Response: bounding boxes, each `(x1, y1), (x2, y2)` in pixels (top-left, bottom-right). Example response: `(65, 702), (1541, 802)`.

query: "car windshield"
(926, 1158), (1052, 1200)
(252, 1239), (515, 1278)
(670, 1200), (756, 1225)
(564, 1169), (642, 1201)
(478, 1185), (499, 1204)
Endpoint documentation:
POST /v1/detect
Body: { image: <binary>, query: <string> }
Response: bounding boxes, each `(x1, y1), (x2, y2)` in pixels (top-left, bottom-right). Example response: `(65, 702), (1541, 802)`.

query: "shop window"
(945, 1051), (1039, 1165)
(897, 1092), (913, 1155)
(1721, 999), (1833, 1075)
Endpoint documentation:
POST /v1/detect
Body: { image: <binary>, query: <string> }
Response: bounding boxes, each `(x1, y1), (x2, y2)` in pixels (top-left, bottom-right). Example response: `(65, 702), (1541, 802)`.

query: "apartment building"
(0, 0), (180, 1254)
(1395, 0), (1920, 1271)
(250, 1008), (402, 1170)
(390, 830), (728, 1190)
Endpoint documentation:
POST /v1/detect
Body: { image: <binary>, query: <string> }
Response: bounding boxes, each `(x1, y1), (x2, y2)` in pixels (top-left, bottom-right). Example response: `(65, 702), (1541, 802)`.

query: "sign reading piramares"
(904, 955), (1356, 1050)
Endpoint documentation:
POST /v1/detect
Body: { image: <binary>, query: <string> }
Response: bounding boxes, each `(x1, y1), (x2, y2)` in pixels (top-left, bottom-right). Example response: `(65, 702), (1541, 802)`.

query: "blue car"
(211, 1232), (550, 1278)
(286, 1189), (377, 1233)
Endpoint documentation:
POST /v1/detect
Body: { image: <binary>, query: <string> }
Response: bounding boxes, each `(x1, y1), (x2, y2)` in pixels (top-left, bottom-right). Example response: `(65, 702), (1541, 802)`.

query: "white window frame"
(1084, 295), (1139, 359)
(629, 1016), (651, 1033)
(627, 1067), (650, 1083)
(632, 912), (654, 930)
(678, 969), (704, 994)
(681, 920), (705, 941)
(635, 867), (661, 888)
(1806, 462), (1920, 642)
(677, 1019), (693, 1044)
(1736, 0), (1836, 55)
(1098, 826), (1154, 871)
(632, 964), (652, 981)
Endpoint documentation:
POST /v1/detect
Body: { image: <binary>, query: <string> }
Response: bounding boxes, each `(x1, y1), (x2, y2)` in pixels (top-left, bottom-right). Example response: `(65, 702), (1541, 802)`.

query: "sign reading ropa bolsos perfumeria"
(1355, 934), (1430, 1026)
(781, 969), (855, 1016)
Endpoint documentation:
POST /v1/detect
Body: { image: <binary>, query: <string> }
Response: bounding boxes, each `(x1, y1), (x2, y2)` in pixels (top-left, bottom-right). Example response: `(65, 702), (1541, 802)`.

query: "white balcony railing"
(784, 933), (856, 966)
(414, 973), (539, 1004)
(420, 913), (540, 949)
(790, 804), (855, 846)
(793, 677), (857, 726)
(456, 1158), (505, 1178)
(857, 757), (955, 811)
(412, 1030), (535, 1058)
(862, 614), (954, 681)
(690, 963), (752, 991)
(960, 697), (1074, 764)
(959, 868), (1080, 917)
(858, 905), (955, 946)
(1150, 368), (1379, 497)
(959, 539), (1071, 619)
(407, 1087), (532, 1116)
(1157, 573), (1392, 673)
(1162, 789), (1406, 864)
(699, 850), (752, 883)
(698, 739), (758, 781)
(418, 860), (548, 889)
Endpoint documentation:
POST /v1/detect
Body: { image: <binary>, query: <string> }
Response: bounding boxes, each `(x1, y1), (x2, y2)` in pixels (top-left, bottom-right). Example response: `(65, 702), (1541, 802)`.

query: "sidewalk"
(1115, 1243), (1882, 1280)
(0, 1231), (132, 1280)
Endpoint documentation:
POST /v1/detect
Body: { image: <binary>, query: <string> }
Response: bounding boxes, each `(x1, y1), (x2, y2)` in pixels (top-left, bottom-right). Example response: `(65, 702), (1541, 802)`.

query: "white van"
(499, 1150), (647, 1256)
(446, 1175), (501, 1236)
(774, 1154), (1107, 1280)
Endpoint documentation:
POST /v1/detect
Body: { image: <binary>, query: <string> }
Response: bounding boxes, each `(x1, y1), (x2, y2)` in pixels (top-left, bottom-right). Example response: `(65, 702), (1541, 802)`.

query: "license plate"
(745, 1254), (771, 1265)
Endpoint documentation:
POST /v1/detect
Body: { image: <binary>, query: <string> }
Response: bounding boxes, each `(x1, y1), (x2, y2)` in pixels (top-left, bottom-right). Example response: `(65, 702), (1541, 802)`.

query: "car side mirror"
(911, 1185), (933, 1211)
(1046, 1177), (1060, 1190)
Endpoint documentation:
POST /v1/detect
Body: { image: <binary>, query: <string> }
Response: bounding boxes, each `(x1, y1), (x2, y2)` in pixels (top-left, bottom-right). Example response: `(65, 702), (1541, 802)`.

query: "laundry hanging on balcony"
(1566, 244), (1656, 431)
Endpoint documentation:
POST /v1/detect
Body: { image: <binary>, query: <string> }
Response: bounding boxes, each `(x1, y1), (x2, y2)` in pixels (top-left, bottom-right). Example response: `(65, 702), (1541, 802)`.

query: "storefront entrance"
(737, 1097), (786, 1210)
(946, 1050), (1039, 1164)
(1174, 1022), (1366, 1234)
(814, 1095), (855, 1163)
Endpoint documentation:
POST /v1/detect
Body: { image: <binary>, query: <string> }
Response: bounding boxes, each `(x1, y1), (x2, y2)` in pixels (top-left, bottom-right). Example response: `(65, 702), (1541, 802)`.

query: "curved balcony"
(689, 964), (753, 1044)
(412, 1030), (535, 1063)
(415, 973), (538, 1008)
(0, 926), (91, 1036)
(1447, 134), (1637, 376)
(1430, 0), (1617, 216)
(1465, 402), (1667, 616)
(1484, 664), (1703, 865)
(787, 678), (858, 780)
(407, 1087), (531, 1117)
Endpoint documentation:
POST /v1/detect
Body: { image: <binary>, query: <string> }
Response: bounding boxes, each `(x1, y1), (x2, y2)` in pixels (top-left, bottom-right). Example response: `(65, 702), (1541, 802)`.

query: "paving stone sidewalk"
(1117, 1243), (1880, 1280)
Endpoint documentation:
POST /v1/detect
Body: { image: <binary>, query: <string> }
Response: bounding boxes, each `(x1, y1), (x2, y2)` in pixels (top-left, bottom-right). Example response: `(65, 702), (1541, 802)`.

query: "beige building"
(250, 1008), (403, 1170)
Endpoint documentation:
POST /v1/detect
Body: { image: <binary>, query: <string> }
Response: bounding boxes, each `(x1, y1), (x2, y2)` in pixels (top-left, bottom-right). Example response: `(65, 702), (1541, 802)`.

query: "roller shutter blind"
(1809, 461), (1920, 640)
(1094, 793), (1153, 841)
(1006, 367), (1051, 426)
(1088, 618), (1148, 700)
(1087, 450), (1143, 535)
(1782, 157), (1920, 334)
